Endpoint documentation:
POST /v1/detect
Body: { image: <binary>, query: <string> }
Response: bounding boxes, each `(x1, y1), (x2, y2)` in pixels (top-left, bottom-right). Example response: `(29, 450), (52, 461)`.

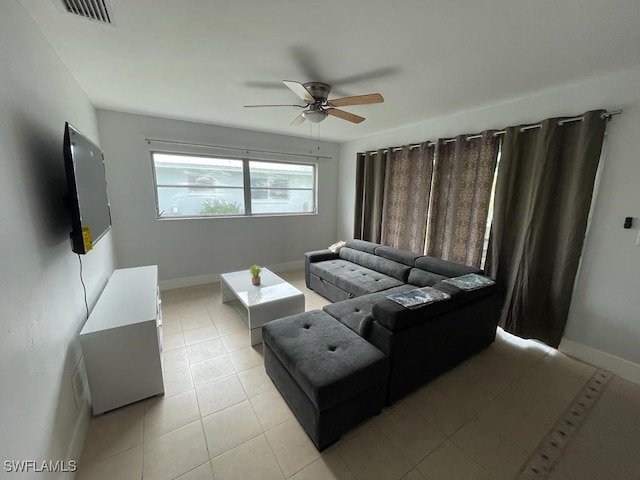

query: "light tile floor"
(76, 269), (640, 480)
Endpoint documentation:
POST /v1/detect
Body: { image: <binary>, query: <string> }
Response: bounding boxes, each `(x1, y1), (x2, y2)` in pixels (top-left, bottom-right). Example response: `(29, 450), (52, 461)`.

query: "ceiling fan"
(244, 81), (384, 125)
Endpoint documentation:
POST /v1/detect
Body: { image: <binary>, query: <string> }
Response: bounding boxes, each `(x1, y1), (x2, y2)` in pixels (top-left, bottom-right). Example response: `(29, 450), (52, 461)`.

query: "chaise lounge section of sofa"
(263, 239), (503, 450)
(306, 239), (503, 402)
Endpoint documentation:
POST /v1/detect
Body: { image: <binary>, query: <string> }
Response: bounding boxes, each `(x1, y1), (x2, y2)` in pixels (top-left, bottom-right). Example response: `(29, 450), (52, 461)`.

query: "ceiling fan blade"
(244, 104), (304, 108)
(290, 112), (305, 126)
(283, 80), (315, 103)
(327, 108), (365, 124)
(328, 93), (384, 107)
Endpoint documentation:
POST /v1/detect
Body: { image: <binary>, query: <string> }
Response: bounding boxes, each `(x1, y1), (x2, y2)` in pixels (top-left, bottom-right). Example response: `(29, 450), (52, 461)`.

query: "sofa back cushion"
(344, 239), (380, 254)
(407, 268), (448, 287)
(414, 256), (482, 278)
(371, 297), (456, 332)
(374, 246), (422, 266)
(339, 247), (411, 282)
(433, 280), (500, 306)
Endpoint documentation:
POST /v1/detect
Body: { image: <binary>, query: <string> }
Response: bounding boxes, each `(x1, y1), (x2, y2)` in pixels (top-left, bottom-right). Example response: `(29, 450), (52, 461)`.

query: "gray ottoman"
(262, 310), (389, 450)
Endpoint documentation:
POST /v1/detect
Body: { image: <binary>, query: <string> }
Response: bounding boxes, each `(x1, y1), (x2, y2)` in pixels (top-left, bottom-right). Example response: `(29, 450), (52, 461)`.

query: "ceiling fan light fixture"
(302, 109), (327, 123)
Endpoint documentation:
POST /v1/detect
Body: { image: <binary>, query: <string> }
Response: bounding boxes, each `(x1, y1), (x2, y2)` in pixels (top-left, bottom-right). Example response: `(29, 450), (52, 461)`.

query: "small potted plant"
(250, 264), (262, 286)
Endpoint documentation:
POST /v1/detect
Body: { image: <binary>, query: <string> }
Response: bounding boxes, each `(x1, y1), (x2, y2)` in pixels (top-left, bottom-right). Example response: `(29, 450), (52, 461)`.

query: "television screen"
(63, 122), (112, 254)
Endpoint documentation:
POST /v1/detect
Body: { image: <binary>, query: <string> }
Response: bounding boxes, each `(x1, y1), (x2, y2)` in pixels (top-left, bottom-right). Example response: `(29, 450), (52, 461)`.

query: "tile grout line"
(376, 411), (437, 471)
(141, 401), (147, 480)
(180, 357), (214, 479)
(514, 368), (613, 480)
(197, 414), (212, 478)
(261, 425), (288, 479)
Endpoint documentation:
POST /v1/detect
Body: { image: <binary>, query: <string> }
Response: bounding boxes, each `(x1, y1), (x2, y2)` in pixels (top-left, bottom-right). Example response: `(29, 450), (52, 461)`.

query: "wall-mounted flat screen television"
(63, 122), (112, 254)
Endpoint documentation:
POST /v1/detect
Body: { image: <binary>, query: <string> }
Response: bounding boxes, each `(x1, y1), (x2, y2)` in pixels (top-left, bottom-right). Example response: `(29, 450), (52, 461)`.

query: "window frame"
(151, 150), (318, 219)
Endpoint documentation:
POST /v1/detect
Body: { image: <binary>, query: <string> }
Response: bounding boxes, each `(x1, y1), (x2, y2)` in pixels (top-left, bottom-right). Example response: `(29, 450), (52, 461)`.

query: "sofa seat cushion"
(262, 310), (389, 411)
(323, 285), (415, 335)
(309, 260), (404, 297)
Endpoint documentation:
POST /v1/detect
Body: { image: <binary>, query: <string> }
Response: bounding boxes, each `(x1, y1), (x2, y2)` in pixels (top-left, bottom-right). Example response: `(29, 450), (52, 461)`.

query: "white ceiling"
(18, 0), (640, 142)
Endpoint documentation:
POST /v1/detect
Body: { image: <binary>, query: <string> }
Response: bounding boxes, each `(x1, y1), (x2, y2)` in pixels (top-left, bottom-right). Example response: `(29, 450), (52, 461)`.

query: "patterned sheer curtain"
(353, 149), (388, 242)
(381, 143), (434, 253)
(426, 131), (500, 267)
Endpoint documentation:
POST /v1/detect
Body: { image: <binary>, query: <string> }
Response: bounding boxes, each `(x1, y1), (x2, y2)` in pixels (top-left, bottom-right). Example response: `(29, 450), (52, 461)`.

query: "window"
(249, 161), (315, 214)
(480, 153), (499, 269)
(152, 153), (316, 218)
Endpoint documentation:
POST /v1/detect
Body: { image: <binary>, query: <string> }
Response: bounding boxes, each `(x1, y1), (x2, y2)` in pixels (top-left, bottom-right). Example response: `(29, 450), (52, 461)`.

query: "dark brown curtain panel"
(427, 131), (499, 267)
(353, 150), (387, 242)
(486, 110), (607, 347)
(381, 143), (433, 253)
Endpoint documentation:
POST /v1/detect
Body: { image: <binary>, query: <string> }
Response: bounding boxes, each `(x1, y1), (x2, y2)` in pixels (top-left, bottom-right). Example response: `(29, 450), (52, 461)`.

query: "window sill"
(156, 212), (318, 221)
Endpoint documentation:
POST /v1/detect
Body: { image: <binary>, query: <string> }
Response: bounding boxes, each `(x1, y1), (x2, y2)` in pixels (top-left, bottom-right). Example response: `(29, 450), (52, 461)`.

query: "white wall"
(338, 66), (640, 376)
(96, 110), (340, 287)
(0, 0), (115, 477)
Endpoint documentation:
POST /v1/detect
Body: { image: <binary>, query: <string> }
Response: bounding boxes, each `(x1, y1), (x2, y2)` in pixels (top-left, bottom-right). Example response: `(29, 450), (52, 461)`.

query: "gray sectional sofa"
(262, 239), (503, 450)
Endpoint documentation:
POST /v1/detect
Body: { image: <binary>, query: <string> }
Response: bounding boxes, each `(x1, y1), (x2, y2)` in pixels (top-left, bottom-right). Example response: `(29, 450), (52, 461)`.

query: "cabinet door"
(82, 320), (164, 414)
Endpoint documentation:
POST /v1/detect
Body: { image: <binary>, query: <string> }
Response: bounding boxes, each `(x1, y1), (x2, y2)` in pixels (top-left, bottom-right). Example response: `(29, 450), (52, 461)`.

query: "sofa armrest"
(304, 249), (340, 287)
(306, 249), (340, 263)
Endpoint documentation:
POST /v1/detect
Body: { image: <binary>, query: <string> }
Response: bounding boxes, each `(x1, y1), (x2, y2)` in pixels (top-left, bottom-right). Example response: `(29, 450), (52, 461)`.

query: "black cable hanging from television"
(78, 254), (89, 320)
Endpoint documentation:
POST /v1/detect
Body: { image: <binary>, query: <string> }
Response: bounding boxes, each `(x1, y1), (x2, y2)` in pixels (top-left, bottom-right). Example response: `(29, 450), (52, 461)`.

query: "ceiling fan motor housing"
(303, 82), (331, 103)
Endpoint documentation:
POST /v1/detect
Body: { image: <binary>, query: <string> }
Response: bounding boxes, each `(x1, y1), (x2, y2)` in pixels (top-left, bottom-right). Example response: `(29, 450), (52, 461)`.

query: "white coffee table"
(220, 268), (305, 346)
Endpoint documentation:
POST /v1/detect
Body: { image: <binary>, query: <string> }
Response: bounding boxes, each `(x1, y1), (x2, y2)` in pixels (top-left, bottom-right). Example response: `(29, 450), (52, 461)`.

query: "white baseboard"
(559, 338), (640, 385)
(67, 406), (89, 476)
(159, 272), (221, 290)
(159, 260), (305, 291)
(265, 261), (305, 273)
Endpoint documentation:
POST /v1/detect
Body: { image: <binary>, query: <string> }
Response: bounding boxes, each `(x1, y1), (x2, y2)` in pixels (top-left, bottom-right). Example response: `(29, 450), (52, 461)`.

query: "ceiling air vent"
(57, 0), (115, 25)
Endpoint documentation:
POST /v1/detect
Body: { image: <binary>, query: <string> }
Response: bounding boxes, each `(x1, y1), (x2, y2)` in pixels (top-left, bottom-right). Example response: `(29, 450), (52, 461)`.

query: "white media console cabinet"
(80, 265), (164, 415)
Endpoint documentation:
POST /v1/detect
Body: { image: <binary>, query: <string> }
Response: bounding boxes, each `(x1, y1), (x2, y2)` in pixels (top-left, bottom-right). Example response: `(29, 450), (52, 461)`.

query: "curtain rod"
(362, 110), (622, 154)
(145, 138), (333, 160)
